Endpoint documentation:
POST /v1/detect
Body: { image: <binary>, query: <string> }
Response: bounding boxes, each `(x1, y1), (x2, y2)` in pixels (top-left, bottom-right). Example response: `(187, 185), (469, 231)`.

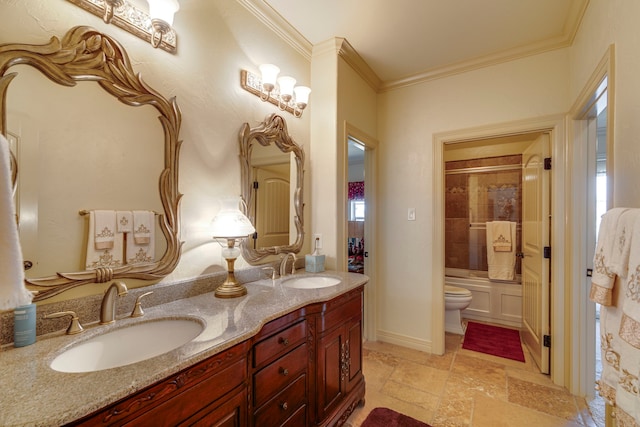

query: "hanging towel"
(0, 134), (33, 310)
(85, 211), (124, 269)
(94, 210), (116, 250)
(486, 221), (517, 280)
(489, 221), (513, 252)
(590, 207), (630, 306)
(116, 210), (133, 234)
(127, 210), (155, 265)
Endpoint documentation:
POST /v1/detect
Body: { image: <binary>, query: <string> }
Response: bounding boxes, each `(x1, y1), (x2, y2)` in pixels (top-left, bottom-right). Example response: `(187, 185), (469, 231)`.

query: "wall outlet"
(408, 208), (416, 221)
(313, 234), (322, 249)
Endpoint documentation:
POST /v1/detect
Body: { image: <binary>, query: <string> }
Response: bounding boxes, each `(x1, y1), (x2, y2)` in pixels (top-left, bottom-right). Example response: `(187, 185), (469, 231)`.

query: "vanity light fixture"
(66, 0), (179, 53)
(241, 65), (311, 118)
(211, 198), (256, 298)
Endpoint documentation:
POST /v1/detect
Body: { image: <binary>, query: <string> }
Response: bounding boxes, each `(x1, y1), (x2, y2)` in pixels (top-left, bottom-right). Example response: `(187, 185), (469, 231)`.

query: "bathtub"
(445, 268), (522, 328)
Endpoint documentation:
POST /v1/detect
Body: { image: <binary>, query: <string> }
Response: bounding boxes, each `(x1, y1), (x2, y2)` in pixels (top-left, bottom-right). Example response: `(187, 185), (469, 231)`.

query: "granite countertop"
(0, 271), (368, 427)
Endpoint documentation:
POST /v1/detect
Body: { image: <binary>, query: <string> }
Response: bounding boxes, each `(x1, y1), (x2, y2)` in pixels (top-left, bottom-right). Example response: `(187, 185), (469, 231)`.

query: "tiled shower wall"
(445, 155), (522, 274)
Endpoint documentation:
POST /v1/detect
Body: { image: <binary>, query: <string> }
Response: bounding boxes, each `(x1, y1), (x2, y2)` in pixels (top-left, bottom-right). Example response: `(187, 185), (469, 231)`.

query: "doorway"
(442, 132), (551, 374)
(433, 116), (565, 382)
(344, 124), (378, 342)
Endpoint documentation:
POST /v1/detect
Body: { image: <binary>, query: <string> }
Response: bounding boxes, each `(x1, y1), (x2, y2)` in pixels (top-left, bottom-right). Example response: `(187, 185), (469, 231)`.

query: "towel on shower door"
(488, 221), (513, 252)
(0, 134), (33, 310)
(486, 221), (516, 280)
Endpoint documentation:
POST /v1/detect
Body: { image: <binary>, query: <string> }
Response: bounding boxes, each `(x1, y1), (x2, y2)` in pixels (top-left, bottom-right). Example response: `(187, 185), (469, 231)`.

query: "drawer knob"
(279, 337), (289, 346)
(280, 367), (289, 376)
(280, 402), (288, 411)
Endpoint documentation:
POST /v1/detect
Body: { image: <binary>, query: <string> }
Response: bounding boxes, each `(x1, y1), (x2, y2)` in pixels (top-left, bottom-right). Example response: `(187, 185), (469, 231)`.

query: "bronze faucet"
(279, 253), (297, 277)
(100, 281), (128, 325)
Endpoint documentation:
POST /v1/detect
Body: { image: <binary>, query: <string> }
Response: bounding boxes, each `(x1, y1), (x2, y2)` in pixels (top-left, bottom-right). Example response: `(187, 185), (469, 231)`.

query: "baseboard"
(375, 329), (432, 353)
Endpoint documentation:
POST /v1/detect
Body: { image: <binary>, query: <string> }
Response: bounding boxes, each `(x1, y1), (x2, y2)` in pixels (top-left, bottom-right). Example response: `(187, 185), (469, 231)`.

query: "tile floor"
(345, 327), (605, 427)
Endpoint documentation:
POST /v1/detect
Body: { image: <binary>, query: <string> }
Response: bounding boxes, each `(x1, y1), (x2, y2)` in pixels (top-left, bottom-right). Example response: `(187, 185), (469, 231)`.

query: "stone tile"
(349, 330), (605, 427)
(472, 394), (583, 427)
(507, 376), (583, 422)
(388, 359), (449, 395)
(382, 379), (440, 412)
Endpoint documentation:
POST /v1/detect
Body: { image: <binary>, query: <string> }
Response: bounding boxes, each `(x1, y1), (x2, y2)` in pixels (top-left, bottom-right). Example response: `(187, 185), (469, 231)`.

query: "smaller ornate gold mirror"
(239, 114), (304, 263)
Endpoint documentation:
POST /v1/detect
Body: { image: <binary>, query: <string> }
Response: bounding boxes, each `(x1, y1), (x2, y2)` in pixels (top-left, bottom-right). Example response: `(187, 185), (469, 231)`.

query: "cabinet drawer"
(319, 292), (361, 333)
(254, 374), (307, 427)
(254, 319), (307, 367)
(125, 358), (246, 426)
(254, 343), (308, 406)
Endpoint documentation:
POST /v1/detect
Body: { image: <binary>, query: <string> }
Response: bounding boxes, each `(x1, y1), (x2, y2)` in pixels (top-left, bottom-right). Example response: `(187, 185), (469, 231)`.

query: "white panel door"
(255, 166), (290, 248)
(521, 133), (551, 373)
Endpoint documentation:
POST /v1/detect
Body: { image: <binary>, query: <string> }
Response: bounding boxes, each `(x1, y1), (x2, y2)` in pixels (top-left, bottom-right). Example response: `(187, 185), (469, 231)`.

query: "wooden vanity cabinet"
(251, 310), (311, 427)
(68, 341), (250, 427)
(67, 285), (365, 427)
(315, 288), (365, 426)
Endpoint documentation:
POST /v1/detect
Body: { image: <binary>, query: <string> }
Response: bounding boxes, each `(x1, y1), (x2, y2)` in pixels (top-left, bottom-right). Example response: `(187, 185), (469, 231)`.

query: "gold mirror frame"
(239, 114), (304, 263)
(0, 26), (183, 301)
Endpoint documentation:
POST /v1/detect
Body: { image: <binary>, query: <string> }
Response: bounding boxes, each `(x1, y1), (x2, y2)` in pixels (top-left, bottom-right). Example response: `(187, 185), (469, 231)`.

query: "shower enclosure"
(444, 154), (524, 327)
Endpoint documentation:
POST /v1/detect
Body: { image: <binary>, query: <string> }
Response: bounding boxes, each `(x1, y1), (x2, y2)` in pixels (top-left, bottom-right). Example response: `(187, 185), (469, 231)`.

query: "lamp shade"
(211, 198), (255, 239)
(259, 64), (280, 90)
(294, 86), (311, 107)
(147, 0), (180, 25)
(277, 76), (296, 97)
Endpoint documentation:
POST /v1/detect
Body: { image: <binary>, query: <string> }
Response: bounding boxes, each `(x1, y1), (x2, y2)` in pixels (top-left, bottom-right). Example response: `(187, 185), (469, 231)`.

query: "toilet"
(444, 285), (473, 335)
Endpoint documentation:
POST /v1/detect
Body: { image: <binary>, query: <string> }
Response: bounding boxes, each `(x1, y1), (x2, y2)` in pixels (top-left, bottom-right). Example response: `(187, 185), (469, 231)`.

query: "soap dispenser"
(305, 237), (325, 273)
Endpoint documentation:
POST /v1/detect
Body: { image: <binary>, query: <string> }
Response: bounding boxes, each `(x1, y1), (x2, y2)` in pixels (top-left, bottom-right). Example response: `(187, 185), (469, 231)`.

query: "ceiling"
(241, 0), (589, 89)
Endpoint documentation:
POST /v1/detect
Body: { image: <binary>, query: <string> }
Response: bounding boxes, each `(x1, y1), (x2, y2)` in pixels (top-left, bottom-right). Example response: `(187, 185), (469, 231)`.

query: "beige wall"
(375, 49), (570, 348)
(1, 0), (311, 302)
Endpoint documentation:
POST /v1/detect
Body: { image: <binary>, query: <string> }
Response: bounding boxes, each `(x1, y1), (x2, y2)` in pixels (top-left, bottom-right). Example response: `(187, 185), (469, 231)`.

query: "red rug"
(462, 321), (525, 362)
(361, 407), (431, 427)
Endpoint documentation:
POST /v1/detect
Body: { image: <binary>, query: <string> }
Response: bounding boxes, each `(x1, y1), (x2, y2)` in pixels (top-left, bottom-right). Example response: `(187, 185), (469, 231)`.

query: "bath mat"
(360, 407), (431, 427)
(462, 321), (525, 362)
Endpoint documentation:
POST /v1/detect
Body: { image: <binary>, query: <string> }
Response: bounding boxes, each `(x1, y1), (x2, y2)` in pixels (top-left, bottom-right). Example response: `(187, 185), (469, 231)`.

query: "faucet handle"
(130, 291), (154, 318)
(262, 266), (277, 280)
(44, 311), (84, 335)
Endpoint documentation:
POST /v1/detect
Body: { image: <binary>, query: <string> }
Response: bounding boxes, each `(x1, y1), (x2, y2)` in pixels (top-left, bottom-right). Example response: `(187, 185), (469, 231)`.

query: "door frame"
(567, 45), (615, 397)
(432, 115), (566, 387)
(342, 122), (378, 342)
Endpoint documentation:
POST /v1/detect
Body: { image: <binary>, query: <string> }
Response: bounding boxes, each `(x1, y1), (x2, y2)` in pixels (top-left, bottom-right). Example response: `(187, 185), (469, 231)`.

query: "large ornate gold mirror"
(239, 114), (304, 263)
(0, 26), (182, 301)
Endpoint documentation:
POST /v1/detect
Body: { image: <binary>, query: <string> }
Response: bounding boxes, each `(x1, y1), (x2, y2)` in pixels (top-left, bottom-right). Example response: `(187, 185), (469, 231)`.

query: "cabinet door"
(345, 317), (363, 394)
(316, 326), (344, 422)
(185, 387), (247, 427)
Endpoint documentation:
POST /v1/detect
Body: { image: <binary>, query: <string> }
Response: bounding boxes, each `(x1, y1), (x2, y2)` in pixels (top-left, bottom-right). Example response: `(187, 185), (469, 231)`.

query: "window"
(350, 200), (365, 221)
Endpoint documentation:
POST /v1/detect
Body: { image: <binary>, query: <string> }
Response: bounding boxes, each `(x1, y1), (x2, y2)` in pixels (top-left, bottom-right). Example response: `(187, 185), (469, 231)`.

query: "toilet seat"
(444, 285), (472, 297)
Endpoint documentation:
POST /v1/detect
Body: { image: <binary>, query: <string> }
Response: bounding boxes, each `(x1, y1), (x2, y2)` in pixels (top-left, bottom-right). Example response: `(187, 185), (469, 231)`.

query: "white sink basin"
(50, 318), (204, 373)
(283, 276), (341, 289)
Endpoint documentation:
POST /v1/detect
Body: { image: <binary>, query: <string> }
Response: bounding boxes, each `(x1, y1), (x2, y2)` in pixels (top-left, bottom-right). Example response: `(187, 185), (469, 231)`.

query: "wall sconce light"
(66, 0), (179, 53)
(241, 65), (311, 118)
(211, 198), (256, 298)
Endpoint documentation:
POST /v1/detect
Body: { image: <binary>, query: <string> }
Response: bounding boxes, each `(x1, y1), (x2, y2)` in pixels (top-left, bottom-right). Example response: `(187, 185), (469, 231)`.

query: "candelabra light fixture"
(66, 0), (179, 53)
(241, 64), (311, 118)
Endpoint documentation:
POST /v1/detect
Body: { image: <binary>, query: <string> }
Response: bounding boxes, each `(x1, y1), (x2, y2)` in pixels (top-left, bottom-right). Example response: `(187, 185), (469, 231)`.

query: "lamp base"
(214, 280), (247, 298)
(215, 255), (247, 298)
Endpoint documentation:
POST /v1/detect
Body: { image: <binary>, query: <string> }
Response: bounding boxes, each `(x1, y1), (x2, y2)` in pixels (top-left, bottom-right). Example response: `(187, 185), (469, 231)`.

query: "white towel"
(127, 210), (155, 265)
(486, 221), (516, 280)
(0, 134), (33, 310)
(590, 208), (630, 305)
(116, 210), (133, 234)
(489, 221), (513, 252)
(85, 211), (124, 269)
(94, 210), (116, 250)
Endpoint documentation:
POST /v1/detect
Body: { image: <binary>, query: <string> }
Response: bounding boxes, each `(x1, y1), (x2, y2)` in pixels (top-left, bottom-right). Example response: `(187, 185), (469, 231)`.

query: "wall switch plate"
(408, 208), (416, 221)
(313, 234), (322, 249)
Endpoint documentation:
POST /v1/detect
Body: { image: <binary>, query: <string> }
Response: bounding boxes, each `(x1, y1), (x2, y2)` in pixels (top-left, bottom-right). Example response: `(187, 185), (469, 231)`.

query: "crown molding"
(236, 0), (312, 61)
(380, 34), (574, 92)
(239, 0), (589, 93)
